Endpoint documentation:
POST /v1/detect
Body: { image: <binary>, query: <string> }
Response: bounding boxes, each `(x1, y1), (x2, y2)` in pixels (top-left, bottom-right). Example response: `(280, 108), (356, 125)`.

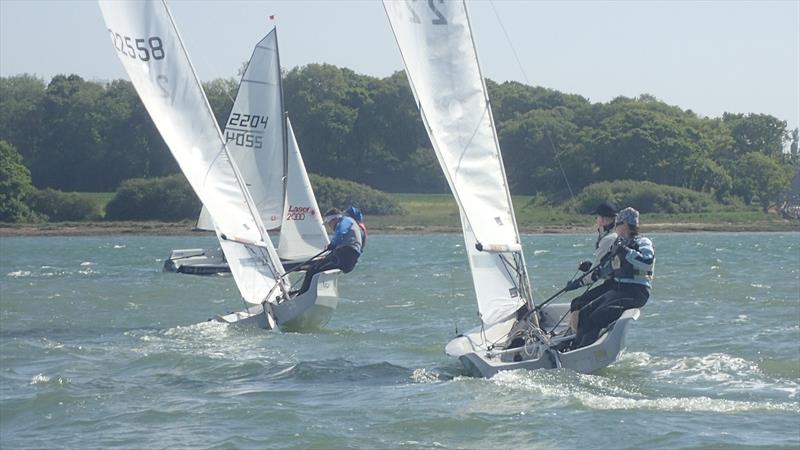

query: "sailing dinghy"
(384, 0), (638, 376)
(99, 0), (337, 330)
(164, 30), (332, 281)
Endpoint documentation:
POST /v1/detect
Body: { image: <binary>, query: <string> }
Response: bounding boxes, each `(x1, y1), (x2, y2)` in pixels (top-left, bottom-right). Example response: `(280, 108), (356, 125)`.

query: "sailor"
(563, 201), (619, 333)
(572, 207), (655, 349)
(296, 207), (363, 294)
(344, 206), (368, 251)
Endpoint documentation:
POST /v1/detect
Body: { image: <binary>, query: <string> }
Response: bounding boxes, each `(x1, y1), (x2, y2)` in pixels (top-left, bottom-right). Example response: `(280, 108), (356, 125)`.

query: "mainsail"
(99, 0), (287, 305)
(384, 0), (532, 325)
(277, 118), (330, 262)
(223, 28), (287, 230)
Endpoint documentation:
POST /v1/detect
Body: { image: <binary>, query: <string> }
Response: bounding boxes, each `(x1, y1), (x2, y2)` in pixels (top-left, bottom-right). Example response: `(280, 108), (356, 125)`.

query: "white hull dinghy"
(215, 269), (339, 331)
(384, 0), (637, 377)
(163, 247), (229, 275)
(100, 0), (336, 331)
(447, 305), (639, 377)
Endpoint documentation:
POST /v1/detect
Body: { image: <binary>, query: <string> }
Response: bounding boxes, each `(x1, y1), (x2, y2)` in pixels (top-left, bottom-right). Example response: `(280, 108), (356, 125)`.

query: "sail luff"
(160, 0), (283, 284)
(274, 28), (290, 215)
(159, 0), (272, 248)
(462, 2), (534, 308)
(99, 0), (286, 298)
(383, 0), (530, 324)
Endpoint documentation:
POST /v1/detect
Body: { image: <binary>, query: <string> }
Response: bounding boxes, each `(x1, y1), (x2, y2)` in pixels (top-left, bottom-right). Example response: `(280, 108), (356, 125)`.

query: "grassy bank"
(369, 194), (799, 233)
(1, 193), (798, 236)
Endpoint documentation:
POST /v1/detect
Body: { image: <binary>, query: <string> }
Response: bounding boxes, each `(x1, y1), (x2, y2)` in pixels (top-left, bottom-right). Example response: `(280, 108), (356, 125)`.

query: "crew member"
(296, 208), (363, 294)
(573, 207), (655, 349)
(564, 201), (619, 333)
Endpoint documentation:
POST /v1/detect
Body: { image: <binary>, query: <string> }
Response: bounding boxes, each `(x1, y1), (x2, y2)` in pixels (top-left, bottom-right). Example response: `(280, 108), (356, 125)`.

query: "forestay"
(99, 0), (287, 305)
(277, 118), (330, 262)
(384, 0), (531, 325)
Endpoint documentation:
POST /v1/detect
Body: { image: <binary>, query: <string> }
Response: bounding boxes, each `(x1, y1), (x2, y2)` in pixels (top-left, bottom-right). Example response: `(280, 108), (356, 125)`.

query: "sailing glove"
(578, 260), (592, 272)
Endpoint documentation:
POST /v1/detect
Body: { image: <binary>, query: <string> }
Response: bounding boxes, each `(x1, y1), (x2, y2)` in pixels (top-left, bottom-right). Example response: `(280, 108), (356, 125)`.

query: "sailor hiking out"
(296, 207), (363, 294)
(568, 207), (654, 349)
(344, 206), (368, 251)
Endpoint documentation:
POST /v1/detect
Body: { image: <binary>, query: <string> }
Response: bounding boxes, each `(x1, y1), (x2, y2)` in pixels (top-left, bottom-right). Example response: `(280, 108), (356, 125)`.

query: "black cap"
(591, 201), (618, 217)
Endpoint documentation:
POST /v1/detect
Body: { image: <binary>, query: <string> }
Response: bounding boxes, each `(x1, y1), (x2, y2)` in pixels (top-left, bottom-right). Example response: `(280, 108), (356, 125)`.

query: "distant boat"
(384, 0), (638, 376)
(164, 31), (331, 280)
(100, 0), (338, 330)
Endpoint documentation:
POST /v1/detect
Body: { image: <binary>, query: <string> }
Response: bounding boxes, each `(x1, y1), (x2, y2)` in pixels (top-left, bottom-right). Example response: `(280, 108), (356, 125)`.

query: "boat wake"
(480, 351), (799, 413)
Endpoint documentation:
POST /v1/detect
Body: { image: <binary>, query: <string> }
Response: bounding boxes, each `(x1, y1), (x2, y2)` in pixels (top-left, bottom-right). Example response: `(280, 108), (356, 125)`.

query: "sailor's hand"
(615, 244), (631, 255)
(577, 260), (592, 272)
(564, 279), (582, 292)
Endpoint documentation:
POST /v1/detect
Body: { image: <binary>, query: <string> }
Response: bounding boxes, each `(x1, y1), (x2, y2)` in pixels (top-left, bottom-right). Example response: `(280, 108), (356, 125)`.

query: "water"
(1, 233), (798, 449)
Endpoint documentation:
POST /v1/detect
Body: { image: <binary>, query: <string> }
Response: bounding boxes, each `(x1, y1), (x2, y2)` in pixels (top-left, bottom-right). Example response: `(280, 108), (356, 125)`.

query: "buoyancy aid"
(610, 235), (655, 286)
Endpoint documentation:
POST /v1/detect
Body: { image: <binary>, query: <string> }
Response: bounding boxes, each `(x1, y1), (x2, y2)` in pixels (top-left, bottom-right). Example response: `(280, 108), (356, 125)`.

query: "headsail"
(99, 0), (287, 305)
(277, 118), (330, 262)
(384, 0), (532, 325)
(195, 205), (214, 231)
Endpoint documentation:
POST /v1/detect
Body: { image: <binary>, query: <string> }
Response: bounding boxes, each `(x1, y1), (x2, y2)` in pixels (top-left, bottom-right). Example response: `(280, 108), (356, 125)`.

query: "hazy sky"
(1, 0), (798, 132)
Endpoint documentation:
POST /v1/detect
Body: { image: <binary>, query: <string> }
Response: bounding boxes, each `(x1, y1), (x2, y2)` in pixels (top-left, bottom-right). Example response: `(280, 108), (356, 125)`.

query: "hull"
(213, 269), (340, 332)
(448, 303), (639, 377)
(163, 248), (230, 275)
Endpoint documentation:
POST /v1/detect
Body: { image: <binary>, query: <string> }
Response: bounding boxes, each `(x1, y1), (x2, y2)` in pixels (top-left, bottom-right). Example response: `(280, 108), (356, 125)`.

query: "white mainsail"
(223, 28), (287, 230)
(277, 118), (330, 261)
(384, 0), (531, 325)
(192, 28), (286, 235)
(99, 0), (287, 305)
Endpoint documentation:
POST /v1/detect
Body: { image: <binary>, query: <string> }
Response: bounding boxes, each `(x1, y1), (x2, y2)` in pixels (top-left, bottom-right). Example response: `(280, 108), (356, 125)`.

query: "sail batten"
(384, 0), (532, 325)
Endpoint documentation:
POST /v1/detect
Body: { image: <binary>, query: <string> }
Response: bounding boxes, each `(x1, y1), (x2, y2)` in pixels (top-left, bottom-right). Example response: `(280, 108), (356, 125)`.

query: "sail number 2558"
(108, 28), (164, 62)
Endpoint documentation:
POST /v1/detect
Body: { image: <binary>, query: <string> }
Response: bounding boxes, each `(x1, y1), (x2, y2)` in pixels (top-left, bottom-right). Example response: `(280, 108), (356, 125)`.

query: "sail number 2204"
(107, 28), (164, 62)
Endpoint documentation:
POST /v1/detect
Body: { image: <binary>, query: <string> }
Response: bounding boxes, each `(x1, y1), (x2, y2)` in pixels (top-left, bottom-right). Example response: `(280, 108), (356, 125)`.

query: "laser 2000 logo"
(286, 206), (315, 221)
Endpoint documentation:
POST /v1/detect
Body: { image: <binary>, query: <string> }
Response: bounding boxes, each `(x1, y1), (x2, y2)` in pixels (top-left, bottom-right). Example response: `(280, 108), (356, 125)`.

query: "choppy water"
(1, 233), (798, 449)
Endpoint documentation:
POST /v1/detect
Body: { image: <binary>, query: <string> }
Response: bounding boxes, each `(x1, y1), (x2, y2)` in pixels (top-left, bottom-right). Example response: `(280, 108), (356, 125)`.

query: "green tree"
(498, 108), (586, 198)
(95, 79), (175, 190)
(722, 113), (788, 157)
(34, 75), (105, 190)
(0, 140), (38, 222)
(732, 152), (793, 211)
(0, 75), (46, 167)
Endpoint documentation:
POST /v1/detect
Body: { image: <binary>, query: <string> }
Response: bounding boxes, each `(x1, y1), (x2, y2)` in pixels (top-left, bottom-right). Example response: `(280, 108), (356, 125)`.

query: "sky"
(1, 0), (799, 133)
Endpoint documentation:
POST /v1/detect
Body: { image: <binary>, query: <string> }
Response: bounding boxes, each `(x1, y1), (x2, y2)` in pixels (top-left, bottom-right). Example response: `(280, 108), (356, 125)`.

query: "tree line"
(1, 67), (797, 211)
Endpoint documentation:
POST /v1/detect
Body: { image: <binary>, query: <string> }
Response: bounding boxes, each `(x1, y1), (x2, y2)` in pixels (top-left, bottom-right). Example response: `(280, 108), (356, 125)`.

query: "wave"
(488, 368), (798, 413)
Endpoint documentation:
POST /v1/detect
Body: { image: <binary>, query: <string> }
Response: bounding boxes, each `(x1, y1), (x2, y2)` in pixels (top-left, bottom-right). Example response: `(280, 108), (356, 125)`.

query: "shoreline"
(1, 221), (798, 237)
